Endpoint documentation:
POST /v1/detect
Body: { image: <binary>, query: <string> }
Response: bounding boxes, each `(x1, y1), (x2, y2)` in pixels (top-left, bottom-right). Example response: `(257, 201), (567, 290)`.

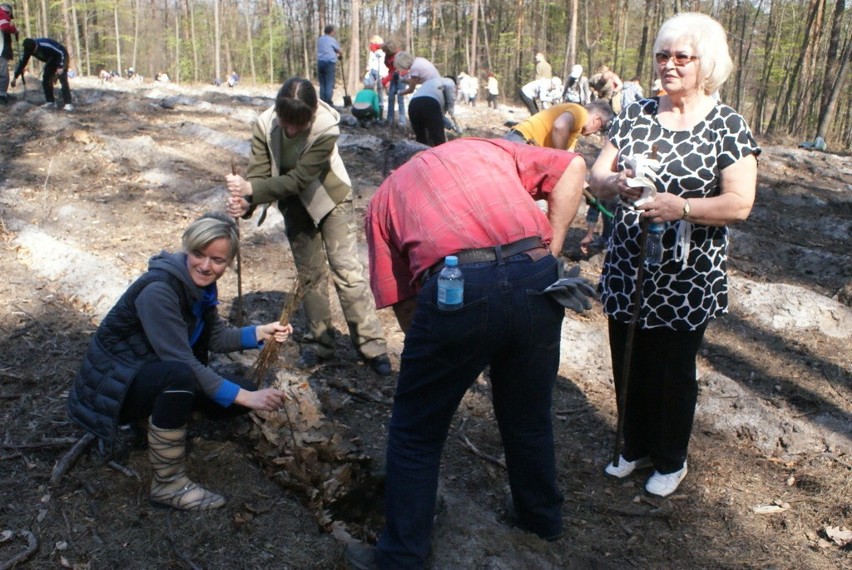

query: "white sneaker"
(604, 455), (653, 479)
(645, 463), (688, 497)
(64, 104), (74, 112)
(41, 102), (56, 109)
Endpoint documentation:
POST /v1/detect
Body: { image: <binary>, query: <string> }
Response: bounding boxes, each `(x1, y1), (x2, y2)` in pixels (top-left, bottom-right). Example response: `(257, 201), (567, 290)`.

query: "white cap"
(570, 64), (583, 79)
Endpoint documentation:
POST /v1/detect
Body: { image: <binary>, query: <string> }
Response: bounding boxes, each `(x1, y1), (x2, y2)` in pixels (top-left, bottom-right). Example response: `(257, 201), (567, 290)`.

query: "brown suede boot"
(147, 419), (226, 511)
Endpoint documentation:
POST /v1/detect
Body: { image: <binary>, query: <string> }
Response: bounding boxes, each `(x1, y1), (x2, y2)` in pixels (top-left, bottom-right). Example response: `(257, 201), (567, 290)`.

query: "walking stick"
(611, 217), (649, 467)
(612, 146), (658, 467)
(231, 158), (244, 326)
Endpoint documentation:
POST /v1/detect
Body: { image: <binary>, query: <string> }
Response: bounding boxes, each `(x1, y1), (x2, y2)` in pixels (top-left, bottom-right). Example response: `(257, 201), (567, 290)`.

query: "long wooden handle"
(231, 158), (244, 327)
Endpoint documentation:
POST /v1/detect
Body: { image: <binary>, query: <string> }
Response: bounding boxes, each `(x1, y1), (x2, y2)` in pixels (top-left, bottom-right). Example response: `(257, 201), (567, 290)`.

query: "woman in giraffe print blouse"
(589, 12), (760, 498)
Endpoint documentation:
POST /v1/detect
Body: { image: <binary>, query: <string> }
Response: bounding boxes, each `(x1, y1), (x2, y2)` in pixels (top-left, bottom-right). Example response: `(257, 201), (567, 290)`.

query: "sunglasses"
(655, 52), (698, 66)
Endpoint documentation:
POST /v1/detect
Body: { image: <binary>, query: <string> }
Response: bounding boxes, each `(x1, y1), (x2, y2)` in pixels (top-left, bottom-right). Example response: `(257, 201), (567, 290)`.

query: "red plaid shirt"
(366, 138), (578, 308)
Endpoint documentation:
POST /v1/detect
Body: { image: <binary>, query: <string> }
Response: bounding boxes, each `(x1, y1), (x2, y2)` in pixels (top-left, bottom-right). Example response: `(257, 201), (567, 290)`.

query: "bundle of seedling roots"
(246, 277), (378, 539)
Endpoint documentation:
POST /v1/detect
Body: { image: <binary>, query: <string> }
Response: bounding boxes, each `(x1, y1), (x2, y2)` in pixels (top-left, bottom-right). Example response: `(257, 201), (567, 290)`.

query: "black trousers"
(608, 318), (707, 474)
(120, 361), (254, 429)
(43, 61), (72, 105)
(408, 97), (446, 147)
(518, 89), (538, 115)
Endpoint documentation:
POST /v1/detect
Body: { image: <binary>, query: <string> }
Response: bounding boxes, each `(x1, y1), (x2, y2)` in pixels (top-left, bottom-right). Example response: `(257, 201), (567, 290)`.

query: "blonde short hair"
(182, 212), (239, 262)
(653, 12), (733, 95)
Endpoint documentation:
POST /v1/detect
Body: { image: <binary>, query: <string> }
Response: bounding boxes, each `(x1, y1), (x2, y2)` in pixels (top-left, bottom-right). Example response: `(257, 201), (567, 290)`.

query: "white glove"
(624, 154), (662, 207)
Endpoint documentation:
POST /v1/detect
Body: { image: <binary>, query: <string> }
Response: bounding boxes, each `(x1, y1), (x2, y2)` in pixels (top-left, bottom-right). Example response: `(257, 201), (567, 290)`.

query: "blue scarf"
(189, 284), (219, 346)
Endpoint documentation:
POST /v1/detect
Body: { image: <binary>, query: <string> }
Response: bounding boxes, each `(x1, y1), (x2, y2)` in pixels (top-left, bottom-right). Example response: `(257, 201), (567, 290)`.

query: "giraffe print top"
(600, 97), (760, 331)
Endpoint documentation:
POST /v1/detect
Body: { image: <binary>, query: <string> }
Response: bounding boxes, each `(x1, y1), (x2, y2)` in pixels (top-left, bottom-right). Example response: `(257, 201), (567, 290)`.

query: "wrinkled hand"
(256, 321), (293, 344)
(237, 387), (288, 412)
(226, 195), (250, 218)
(545, 265), (597, 313)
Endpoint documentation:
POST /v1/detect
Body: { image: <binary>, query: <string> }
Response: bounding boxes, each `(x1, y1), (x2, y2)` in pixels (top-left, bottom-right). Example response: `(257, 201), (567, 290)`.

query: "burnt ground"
(0, 76), (850, 569)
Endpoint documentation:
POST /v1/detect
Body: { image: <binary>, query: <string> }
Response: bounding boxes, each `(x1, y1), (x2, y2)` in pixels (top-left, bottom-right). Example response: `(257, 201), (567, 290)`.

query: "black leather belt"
(505, 129), (533, 145)
(422, 236), (547, 283)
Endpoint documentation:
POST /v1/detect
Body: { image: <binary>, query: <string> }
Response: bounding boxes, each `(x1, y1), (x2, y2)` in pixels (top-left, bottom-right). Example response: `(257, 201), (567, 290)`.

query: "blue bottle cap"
(445, 255), (458, 266)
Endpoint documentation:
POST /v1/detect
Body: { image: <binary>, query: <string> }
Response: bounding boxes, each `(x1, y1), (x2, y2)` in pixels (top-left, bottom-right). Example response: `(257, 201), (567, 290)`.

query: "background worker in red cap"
(0, 2), (17, 106)
(366, 34), (387, 120)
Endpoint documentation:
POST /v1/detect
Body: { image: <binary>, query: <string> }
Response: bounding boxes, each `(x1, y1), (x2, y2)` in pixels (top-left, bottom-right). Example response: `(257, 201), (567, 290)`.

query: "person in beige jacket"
(226, 77), (391, 376)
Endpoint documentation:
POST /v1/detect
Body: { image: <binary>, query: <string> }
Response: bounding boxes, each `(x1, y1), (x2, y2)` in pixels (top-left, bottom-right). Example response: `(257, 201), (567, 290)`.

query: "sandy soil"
(0, 76), (850, 569)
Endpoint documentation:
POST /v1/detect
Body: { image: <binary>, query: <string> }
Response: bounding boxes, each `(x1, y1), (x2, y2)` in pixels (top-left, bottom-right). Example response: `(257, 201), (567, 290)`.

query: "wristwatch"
(682, 198), (691, 219)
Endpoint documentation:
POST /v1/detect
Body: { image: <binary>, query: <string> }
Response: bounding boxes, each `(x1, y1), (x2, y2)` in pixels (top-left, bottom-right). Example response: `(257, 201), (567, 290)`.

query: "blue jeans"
(317, 60), (336, 105)
(386, 73), (406, 125)
(585, 200), (616, 241)
(377, 252), (565, 568)
(368, 69), (385, 117)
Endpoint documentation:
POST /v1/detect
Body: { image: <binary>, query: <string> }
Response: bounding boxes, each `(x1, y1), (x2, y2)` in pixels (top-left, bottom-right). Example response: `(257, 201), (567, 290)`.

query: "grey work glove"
(544, 264), (597, 313)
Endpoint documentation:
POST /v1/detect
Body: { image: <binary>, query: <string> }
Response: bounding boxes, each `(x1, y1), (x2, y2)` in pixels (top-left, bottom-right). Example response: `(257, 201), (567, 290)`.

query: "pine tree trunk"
(132, 0), (140, 71)
(471, 0), (479, 77)
(80, 0), (91, 77)
(244, 6), (256, 85)
(40, 0), (49, 37)
(816, 41), (850, 140)
(114, 4), (122, 76)
(175, 12), (180, 83)
(214, 0), (221, 83)
(70, 0), (84, 75)
(563, 0), (578, 77)
(188, 0), (199, 83)
(479, 0), (493, 73)
(349, 0), (362, 98)
(635, 0), (654, 86)
(60, 0), (74, 73)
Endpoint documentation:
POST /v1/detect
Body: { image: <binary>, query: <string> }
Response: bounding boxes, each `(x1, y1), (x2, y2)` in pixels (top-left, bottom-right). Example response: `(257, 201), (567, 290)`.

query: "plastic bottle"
(644, 222), (665, 267)
(437, 255), (464, 310)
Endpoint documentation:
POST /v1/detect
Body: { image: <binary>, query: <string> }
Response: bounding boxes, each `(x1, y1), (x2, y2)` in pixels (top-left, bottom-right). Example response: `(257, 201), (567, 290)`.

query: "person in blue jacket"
(68, 213), (292, 511)
(12, 37), (73, 110)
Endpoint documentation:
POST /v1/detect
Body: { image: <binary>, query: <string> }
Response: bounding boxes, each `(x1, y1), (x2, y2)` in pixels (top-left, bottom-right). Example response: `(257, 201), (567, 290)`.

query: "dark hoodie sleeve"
(134, 281), (229, 400)
(13, 51), (31, 80)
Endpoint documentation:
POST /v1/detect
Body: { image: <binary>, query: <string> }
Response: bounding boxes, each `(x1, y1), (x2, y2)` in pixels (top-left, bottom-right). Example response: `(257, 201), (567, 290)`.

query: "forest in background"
(9, 0), (851, 149)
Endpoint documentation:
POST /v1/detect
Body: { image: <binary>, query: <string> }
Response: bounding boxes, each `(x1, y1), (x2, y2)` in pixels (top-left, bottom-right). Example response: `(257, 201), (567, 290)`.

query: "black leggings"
(120, 361), (254, 429)
(408, 97), (446, 147)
